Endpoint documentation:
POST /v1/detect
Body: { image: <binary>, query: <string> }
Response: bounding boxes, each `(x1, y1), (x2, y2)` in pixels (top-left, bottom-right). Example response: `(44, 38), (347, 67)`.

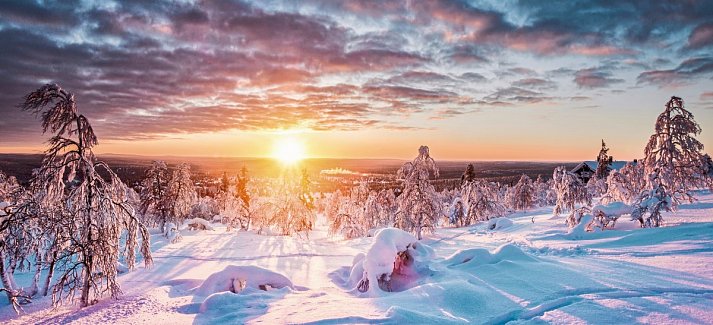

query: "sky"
(0, 0), (712, 161)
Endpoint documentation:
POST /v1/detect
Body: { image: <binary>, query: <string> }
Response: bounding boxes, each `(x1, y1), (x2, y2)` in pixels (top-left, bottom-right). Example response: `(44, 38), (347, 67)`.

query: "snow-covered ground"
(2, 192), (713, 324)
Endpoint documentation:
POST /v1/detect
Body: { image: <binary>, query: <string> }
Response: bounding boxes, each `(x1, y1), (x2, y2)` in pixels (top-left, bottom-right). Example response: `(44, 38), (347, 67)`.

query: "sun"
(272, 136), (306, 165)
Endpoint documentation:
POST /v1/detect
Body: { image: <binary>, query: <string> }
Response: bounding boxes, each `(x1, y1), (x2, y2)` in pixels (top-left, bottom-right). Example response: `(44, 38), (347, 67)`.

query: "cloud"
(512, 78), (557, 90)
(687, 22), (713, 50)
(574, 68), (624, 89)
(637, 57), (713, 87)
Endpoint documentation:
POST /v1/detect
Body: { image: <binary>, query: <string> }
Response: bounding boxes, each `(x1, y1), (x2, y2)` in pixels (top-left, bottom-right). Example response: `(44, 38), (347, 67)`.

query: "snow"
(3, 192), (713, 324)
(592, 201), (632, 217)
(183, 218), (215, 231)
(194, 265), (293, 296)
(486, 216), (514, 230)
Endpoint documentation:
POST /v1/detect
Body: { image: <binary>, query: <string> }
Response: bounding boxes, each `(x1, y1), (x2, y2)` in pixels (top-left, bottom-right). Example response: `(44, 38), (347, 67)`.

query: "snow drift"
(195, 265), (293, 296)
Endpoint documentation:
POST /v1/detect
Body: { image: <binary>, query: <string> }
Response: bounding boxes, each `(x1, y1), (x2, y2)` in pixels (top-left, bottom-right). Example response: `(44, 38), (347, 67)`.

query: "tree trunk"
(43, 251), (57, 296)
(0, 249), (18, 304)
(80, 254), (93, 307)
(27, 249), (42, 297)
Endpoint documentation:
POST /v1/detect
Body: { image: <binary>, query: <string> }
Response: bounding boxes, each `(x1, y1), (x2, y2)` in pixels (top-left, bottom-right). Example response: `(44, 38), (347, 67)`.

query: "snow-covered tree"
(461, 180), (507, 223)
(395, 146), (443, 240)
(139, 160), (171, 231)
(256, 169), (315, 236)
(20, 84), (152, 307)
(604, 162), (645, 205)
(533, 175), (555, 207)
(643, 96), (707, 205)
(166, 163), (197, 225)
(552, 166), (591, 215)
(510, 174), (535, 211)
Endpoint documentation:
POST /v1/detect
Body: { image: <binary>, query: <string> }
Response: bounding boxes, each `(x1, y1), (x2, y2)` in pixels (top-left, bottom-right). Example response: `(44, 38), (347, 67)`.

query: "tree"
(167, 163), (197, 225)
(461, 179), (507, 223)
(139, 161), (171, 231)
(595, 139), (611, 179)
(20, 84), (152, 307)
(234, 166), (253, 230)
(461, 163), (476, 185)
(552, 166), (591, 216)
(395, 146), (443, 240)
(643, 96), (707, 206)
(511, 174), (535, 211)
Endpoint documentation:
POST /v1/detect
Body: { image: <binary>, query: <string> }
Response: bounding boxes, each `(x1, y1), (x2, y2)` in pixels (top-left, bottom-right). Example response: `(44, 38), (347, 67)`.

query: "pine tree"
(595, 139), (611, 179)
(643, 96), (707, 205)
(20, 84), (152, 307)
(461, 163), (476, 185)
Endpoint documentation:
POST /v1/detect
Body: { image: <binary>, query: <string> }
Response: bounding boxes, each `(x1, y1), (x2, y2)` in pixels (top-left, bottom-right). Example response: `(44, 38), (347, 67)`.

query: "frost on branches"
(395, 146), (443, 240)
(643, 96), (708, 206)
(19, 84), (152, 308)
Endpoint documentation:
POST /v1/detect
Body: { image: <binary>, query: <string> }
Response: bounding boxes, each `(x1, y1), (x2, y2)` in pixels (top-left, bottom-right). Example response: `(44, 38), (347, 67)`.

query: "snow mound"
(164, 222), (181, 243)
(566, 214), (595, 239)
(184, 218), (215, 231)
(486, 217), (513, 230)
(351, 228), (435, 295)
(195, 265), (293, 296)
(444, 243), (536, 267)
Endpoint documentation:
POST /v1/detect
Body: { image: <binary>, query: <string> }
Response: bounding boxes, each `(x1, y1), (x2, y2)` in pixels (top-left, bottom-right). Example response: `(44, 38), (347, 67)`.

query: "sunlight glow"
(272, 136), (306, 165)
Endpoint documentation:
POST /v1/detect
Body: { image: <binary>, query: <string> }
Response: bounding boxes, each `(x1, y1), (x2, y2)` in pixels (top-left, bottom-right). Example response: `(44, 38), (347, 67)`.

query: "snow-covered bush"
(631, 172), (671, 228)
(351, 228), (434, 295)
(460, 180), (506, 224)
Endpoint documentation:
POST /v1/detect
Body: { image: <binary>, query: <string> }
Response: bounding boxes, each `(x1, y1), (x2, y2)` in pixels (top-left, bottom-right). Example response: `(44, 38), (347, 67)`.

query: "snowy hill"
(2, 192), (713, 324)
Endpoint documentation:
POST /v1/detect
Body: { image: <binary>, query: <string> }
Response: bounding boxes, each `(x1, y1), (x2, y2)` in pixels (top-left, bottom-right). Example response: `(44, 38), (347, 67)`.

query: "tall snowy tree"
(166, 163), (197, 225)
(395, 146), (443, 240)
(643, 96), (707, 205)
(595, 139), (611, 179)
(20, 84), (152, 307)
(139, 160), (171, 231)
(461, 179), (507, 223)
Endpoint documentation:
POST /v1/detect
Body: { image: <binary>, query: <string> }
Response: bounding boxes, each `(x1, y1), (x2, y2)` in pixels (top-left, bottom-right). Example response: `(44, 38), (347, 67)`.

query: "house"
(571, 160), (632, 183)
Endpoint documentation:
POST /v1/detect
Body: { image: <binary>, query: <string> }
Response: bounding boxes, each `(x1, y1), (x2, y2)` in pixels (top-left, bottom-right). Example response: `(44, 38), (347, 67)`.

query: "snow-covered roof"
(573, 160), (632, 174)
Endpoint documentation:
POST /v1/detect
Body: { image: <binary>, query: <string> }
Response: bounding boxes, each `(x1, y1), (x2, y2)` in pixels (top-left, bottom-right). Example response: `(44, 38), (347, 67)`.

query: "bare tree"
(20, 84), (152, 307)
